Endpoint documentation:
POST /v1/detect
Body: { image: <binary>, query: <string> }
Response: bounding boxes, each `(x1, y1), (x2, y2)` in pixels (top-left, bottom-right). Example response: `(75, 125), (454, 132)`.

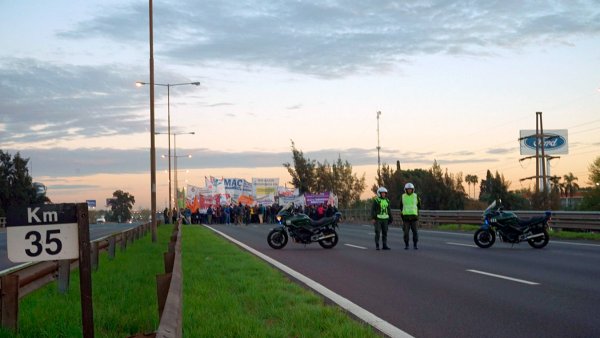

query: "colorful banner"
(224, 178), (253, 203)
(280, 195), (306, 207)
(277, 186), (298, 197)
(305, 192), (330, 206)
(252, 178), (279, 205)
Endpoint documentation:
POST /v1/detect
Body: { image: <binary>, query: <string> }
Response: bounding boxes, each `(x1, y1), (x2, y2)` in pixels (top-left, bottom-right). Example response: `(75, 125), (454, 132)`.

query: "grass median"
(2, 224), (379, 337)
(0, 225), (171, 338)
(183, 225), (379, 337)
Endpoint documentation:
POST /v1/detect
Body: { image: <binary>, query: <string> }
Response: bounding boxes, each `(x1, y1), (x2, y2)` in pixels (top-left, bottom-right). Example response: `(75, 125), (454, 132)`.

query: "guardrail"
(0, 222), (152, 332)
(340, 209), (600, 231)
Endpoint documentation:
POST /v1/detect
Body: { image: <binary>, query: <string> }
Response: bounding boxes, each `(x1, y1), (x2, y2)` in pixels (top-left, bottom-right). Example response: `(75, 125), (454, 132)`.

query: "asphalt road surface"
(207, 222), (600, 338)
(0, 222), (138, 271)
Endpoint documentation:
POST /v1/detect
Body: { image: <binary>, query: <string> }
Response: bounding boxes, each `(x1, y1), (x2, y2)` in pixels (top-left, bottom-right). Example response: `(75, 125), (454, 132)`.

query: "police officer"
(400, 183), (421, 250)
(371, 187), (393, 250)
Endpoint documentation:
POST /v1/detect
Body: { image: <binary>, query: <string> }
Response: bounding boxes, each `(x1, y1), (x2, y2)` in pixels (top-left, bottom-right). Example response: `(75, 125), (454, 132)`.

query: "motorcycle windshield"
(277, 202), (293, 216)
(484, 200), (496, 214)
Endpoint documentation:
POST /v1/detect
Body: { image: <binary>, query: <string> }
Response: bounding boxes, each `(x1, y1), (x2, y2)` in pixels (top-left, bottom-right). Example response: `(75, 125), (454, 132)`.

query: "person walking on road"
(400, 183), (421, 250)
(371, 187), (393, 250)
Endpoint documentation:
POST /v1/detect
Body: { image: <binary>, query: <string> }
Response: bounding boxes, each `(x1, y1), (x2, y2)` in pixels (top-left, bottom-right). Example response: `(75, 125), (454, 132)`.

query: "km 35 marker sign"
(6, 204), (80, 262)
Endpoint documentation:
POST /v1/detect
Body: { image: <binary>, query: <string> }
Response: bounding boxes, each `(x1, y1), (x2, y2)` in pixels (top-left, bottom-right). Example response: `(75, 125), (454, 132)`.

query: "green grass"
(0, 225), (171, 338)
(2, 224), (381, 337)
(436, 224), (480, 232)
(436, 224), (600, 241)
(183, 225), (379, 338)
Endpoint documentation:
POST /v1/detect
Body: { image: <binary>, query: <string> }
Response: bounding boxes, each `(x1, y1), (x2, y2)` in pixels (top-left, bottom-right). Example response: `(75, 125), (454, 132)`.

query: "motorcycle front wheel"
(474, 229), (496, 248)
(318, 230), (339, 249)
(527, 229), (549, 249)
(267, 229), (288, 249)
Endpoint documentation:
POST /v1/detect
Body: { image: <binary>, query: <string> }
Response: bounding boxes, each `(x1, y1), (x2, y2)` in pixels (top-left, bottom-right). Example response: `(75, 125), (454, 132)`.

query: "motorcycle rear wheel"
(318, 230), (339, 249)
(474, 229), (496, 248)
(267, 229), (288, 249)
(527, 229), (549, 249)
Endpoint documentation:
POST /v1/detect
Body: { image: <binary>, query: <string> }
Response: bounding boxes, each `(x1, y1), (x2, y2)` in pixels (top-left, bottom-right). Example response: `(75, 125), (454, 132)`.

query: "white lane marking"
(447, 242), (477, 248)
(204, 225), (413, 338)
(345, 244), (368, 250)
(467, 269), (540, 286)
(420, 230), (473, 237)
(552, 241), (600, 248)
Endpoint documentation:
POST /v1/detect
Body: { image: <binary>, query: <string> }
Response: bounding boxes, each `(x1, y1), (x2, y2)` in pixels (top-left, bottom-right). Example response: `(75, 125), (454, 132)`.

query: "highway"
(0, 222), (138, 271)
(208, 222), (600, 338)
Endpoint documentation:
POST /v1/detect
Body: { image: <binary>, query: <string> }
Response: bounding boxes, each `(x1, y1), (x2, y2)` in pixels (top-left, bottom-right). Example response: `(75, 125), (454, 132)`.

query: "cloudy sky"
(1, 0), (599, 209)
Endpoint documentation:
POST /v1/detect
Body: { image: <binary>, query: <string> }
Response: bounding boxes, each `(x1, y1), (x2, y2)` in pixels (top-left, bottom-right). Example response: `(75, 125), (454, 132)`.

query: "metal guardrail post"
(91, 242), (99, 272)
(121, 233), (127, 252)
(108, 237), (116, 259)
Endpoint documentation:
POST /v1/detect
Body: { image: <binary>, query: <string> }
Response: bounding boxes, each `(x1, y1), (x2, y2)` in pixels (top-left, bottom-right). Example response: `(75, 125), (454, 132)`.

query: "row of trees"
(0, 150), (50, 217)
(283, 141), (366, 208)
(375, 160), (467, 210)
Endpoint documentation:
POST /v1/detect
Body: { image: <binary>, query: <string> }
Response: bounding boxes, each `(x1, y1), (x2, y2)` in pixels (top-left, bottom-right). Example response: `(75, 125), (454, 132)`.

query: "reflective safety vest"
(376, 197), (390, 219)
(402, 193), (419, 216)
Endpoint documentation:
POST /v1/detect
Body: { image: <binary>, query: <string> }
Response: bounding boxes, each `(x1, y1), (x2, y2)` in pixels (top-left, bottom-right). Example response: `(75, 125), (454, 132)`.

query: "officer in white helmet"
(400, 183), (421, 249)
(371, 187), (393, 250)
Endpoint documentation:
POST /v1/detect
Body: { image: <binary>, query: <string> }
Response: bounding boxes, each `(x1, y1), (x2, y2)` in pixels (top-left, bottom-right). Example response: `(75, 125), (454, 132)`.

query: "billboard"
(519, 129), (568, 155)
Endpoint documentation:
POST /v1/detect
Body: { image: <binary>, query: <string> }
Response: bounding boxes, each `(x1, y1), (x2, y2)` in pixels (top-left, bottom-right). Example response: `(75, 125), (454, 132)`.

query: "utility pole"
(376, 111), (381, 182)
(148, 0), (157, 242)
(519, 112), (559, 208)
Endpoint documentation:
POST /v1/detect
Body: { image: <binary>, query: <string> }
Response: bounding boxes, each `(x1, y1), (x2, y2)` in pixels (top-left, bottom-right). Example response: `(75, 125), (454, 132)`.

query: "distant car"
(96, 216), (106, 224)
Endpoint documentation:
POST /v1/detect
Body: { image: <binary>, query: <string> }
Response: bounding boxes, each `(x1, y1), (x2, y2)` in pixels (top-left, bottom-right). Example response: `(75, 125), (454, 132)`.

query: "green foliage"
(283, 141), (366, 208)
(374, 160), (466, 210)
(478, 170), (534, 210)
(107, 190), (135, 222)
(579, 187), (600, 211)
(0, 150), (49, 217)
(0, 225), (170, 337)
(283, 140), (316, 194)
(183, 225), (378, 337)
(588, 156), (600, 185)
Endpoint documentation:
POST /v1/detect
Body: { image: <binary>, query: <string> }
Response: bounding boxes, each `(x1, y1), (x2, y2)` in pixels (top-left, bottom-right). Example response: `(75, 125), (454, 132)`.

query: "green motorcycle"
(267, 203), (341, 249)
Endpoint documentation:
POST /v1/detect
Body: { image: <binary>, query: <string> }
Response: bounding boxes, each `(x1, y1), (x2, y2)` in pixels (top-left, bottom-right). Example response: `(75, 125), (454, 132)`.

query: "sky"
(1, 0), (599, 209)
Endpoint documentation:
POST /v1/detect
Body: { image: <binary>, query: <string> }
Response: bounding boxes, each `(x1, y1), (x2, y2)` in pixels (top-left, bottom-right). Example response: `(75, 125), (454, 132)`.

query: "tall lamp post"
(376, 111), (381, 182)
(172, 131), (194, 216)
(136, 81), (200, 217)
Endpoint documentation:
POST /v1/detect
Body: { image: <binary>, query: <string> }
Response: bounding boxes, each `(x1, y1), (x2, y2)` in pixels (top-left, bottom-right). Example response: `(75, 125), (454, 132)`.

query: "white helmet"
(404, 183), (415, 191)
(376, 187), (388, 197)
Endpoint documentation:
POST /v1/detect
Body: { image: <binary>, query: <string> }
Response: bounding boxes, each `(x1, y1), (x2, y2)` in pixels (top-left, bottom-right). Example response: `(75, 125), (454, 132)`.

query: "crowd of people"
(162, 202), (338, 225)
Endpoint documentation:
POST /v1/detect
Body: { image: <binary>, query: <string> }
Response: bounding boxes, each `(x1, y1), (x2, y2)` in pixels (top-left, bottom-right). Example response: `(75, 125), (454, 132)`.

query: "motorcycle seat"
(309, 216), (336, 227)
(517, 216), (547, 227)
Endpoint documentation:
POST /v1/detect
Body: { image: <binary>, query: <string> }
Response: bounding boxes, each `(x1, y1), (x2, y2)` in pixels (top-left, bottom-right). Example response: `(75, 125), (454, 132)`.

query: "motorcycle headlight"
(276, 215), (282, 222)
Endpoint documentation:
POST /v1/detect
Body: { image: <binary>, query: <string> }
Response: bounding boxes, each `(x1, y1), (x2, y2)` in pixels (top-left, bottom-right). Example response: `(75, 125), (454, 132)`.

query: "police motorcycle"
(267, 202), (341, 249)
(474, 199), (552, 249)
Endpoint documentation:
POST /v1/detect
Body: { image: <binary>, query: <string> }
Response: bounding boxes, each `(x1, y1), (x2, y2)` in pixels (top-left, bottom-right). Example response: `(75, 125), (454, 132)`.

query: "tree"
(0, 150), (49, 217)
(283, 142), (366, 208)
(283, 141), (316, 194)
(375, 160), (466, 210)
(465, 174), (479, 199)
(588, 156), (600, 186)
(107, 190), (135, 223)
(580, 156), (600, 211)
(562, 172), (579, 209)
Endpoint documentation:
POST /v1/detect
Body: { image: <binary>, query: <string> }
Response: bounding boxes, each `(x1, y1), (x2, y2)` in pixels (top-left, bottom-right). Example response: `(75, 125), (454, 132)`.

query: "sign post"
(6, 203), (94, 337)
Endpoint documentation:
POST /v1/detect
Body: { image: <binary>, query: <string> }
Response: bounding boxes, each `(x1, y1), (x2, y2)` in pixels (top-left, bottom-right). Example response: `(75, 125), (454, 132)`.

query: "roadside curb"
(202, 224), (413, 338)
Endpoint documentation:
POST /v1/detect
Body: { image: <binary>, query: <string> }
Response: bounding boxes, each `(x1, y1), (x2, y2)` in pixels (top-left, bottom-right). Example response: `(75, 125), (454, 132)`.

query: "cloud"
(10, 145), (504, 179)
(0, 58), (200, 143)
(58, 1), (600, 78)
(48, 184), (100, 190)
(286, 104), (303, 110)
(487, 147), (517, 155)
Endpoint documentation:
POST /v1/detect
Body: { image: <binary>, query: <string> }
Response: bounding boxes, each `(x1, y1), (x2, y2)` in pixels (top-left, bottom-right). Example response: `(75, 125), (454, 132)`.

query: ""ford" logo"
(524, 134), (566, 150)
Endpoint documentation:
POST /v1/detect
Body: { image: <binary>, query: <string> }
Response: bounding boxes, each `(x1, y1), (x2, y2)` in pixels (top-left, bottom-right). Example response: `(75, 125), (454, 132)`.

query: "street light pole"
(172, 132), (194, 216)
(136, 81), (199, 217)
(376, 111), (381, 182)
(149, 0), (157, 243)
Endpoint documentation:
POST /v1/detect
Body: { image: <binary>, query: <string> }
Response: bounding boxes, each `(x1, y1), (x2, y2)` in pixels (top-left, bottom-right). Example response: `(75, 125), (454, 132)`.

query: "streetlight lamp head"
(135, 81), (146, 87)
(188, 155), (192, 158)
(191, 82), (200, 86)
